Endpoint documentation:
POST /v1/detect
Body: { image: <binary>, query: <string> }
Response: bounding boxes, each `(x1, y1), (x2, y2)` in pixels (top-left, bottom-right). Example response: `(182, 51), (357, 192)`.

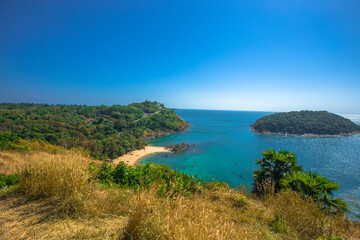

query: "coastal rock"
(167, 142), (190, 154)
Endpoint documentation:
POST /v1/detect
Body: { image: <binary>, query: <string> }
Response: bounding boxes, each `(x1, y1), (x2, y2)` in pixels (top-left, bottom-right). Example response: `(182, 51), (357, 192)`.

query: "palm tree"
(253, 149), (303, 193)
(280, 171), (349, 212)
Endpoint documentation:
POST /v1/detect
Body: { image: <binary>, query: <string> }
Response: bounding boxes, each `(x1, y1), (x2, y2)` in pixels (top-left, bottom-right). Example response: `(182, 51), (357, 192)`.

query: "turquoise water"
(143, 109), (360, 202)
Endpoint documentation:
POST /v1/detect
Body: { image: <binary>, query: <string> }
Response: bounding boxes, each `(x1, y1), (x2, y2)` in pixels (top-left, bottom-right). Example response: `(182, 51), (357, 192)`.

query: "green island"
(0, 101), (189, 159)
(0, 104), (359, 239)
(251, 110), (360, 136)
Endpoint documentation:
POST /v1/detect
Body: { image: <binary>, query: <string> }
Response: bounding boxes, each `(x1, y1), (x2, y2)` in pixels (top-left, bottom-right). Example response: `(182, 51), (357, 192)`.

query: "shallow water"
(143, 109), (360, 208)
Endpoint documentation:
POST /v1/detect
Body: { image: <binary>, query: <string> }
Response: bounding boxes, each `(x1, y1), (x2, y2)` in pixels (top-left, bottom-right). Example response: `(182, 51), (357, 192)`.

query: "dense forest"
(0, 101), (188, 159)
(251, 110), (360, 135)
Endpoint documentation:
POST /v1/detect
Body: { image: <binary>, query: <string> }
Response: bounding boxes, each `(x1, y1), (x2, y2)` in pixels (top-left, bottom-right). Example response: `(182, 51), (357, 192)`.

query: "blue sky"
(1, 0), (359, 113)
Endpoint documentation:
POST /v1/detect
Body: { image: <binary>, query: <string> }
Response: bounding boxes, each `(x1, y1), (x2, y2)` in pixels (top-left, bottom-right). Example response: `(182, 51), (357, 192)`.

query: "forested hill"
(251, 110), (360, 135)
(0, 101), (188, 159)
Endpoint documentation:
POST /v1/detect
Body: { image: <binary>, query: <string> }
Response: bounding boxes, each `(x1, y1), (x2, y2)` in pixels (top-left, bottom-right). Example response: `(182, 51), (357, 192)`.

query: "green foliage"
(253, 149), (303, 192)
(0, 173), (18, 189)
(281, 171), (349, 212)
(269, 210), (292, 235)
(0, 101), (187, 159)
(233, 194), (248, 209)
(97, 162), (114, 185)
(252, 110), (360, 135)
(94, 162), (202, 195)
(254, 149), (348, 213)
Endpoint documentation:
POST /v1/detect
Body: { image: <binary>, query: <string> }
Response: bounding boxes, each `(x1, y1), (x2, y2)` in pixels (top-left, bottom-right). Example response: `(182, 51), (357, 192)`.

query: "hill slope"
(1, 151), (359, 239)
(0, 101), (189, 159)
(251, 111), (360, 135)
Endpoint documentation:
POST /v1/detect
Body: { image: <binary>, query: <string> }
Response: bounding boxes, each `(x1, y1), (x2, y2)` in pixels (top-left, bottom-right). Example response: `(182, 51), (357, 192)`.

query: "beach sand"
(112, 146), (170, 166)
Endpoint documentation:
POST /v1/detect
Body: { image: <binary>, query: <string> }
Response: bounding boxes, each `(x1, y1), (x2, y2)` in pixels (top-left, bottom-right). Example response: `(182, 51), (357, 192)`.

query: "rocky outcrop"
(167, 142), (190, 154)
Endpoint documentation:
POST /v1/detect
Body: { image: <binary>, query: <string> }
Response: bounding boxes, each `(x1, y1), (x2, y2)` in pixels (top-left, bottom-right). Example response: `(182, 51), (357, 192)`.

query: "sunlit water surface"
(143, 109), (360, 214)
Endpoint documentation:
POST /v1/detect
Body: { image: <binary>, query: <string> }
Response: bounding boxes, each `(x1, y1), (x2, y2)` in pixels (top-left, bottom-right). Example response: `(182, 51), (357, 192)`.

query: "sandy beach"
(112, 146), (170, 166)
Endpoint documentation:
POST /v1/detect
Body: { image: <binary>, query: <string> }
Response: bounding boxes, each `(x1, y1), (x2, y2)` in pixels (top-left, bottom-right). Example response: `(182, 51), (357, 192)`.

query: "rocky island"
(251, 110), (360, 136)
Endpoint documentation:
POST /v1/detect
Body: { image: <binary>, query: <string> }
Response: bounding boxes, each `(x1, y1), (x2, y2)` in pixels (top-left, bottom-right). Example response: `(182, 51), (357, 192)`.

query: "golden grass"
(0, 150), (359, 239)
(122, 185), (275, 240)
(0, 151), (30, 175)
(0, 194), (127, 239)
(17, 152), (95, 215)
(0, 145), (87, 176)
(265, 190), (360, 239)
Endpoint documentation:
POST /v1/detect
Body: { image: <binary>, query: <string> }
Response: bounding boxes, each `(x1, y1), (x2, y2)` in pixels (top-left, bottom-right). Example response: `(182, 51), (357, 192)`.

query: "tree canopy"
(281, 171), (349, 212)
(253, 149), (303, 193)
(253, 149), (348, 213)
(251, 111), (360, 135)
(0, 101), (188, 159)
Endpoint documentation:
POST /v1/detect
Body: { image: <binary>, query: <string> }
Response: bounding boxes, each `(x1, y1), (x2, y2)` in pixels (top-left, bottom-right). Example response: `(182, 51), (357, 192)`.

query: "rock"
(167, 142), (190, 154)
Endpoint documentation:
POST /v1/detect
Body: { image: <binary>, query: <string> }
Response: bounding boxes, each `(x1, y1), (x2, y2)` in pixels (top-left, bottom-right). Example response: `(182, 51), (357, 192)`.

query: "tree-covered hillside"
(251, 111), (360, 135)
(0, 101), (188, 159)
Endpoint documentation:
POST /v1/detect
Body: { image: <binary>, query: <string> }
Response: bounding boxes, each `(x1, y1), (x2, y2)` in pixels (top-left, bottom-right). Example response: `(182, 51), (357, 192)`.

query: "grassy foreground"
(0, 150), (359, 239)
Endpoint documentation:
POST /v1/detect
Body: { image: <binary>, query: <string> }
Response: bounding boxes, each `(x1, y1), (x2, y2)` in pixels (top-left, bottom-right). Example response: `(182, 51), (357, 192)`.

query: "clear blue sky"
(1, 0), (359, 113)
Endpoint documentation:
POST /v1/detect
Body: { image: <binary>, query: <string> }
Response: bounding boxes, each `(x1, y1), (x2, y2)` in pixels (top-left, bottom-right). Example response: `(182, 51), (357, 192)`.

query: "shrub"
(233, 194), (248, 209)
(0, 173), (18, 189)
(94, 162), (202, 196)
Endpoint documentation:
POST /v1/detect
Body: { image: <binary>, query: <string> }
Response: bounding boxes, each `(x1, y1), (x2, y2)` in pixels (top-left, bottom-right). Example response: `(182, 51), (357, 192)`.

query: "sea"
(142, 109), (360, 214)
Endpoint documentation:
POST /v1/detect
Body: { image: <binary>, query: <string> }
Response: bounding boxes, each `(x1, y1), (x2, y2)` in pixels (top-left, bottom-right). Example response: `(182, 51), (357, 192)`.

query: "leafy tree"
(253, 149), (303, 193)
(253, 149), (348, 213)
(280, 171), (349, 212)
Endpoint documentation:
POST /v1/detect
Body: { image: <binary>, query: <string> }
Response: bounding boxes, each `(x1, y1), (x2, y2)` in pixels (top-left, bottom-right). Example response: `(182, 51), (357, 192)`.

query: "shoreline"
(112, 146), (171, 167)
(142, 123), (192, 140)
(250, 128), (360, 137)
(113, 123), (191, 167)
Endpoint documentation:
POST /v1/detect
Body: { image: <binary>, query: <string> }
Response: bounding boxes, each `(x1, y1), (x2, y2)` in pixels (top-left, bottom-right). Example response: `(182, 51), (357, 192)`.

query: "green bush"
(0, 173), (19, 189)
(94, 162), (202, 195)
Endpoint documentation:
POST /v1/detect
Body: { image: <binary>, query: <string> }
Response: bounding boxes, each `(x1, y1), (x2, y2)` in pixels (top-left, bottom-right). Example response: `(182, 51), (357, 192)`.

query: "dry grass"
(14, 152), (129, 218)
(265, 190), (360, 239)
(0, 151), (31, 175)
(18, 152), (91, 195)
(16, 152), (95, 216)
(122, 185), (276, 240)
(254, 179), (275, 198)
(0, 147), (88, 176)
(1, 150), (360, 239)
(0, 194), (127, 239)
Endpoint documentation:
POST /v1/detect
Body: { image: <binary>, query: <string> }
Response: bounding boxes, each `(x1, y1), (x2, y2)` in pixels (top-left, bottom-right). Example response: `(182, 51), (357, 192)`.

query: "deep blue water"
(143, 109), (360, 205)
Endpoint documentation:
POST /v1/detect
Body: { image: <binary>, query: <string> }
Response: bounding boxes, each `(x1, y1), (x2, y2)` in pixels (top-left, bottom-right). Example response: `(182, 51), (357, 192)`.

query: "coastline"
(112, 146), (171, 167)
(142, 123), (192, 140)
(113, 122), (191, 167)
(250, 128), (360, 137)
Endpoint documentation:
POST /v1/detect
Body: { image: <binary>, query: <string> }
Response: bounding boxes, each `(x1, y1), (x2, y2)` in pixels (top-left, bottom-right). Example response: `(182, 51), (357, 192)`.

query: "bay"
(143, 109), (360, 205)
